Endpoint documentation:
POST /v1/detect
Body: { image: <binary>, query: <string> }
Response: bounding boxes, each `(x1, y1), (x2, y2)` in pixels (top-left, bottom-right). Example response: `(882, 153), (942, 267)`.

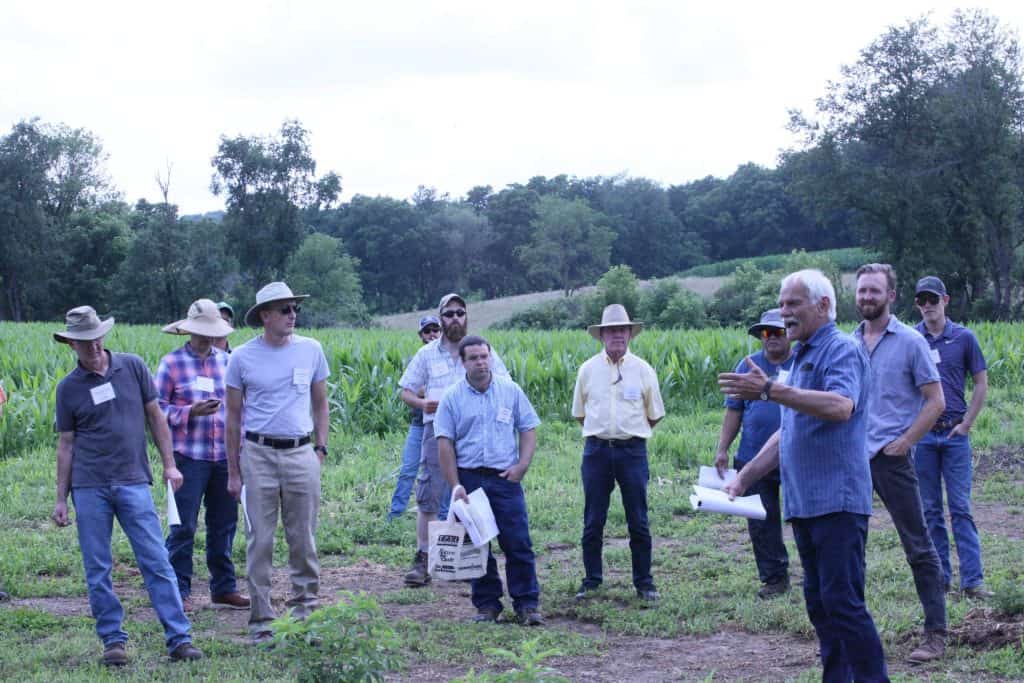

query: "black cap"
(915, 276), (947, 297)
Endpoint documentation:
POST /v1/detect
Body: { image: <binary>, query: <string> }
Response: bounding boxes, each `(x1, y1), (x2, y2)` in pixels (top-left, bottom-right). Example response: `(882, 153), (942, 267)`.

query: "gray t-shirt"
(56, 351), (157, 488)
(225, 334), (330, 437)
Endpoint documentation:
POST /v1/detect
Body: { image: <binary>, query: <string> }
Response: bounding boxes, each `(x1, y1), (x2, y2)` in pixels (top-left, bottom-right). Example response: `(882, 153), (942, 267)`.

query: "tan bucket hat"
(53, 306), (115, 344)
(162, 298), (235, 337)
(587, 304), (643, 341)
(244, 281), (309, 327)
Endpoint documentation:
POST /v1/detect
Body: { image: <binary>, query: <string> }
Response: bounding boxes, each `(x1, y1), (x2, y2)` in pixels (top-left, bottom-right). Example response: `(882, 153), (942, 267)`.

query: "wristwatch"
(760, 380), (774, 401)
(314, 445), (328, 457)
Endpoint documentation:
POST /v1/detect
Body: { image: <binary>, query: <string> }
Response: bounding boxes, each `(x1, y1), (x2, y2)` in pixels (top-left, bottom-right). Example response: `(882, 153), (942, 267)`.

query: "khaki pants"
(241, 440), (321, 633)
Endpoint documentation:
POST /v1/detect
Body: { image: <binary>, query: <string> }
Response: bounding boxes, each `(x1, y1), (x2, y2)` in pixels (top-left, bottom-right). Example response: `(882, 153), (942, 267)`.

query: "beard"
(857, 302), (885, 321)
(443, 318), (467, 343)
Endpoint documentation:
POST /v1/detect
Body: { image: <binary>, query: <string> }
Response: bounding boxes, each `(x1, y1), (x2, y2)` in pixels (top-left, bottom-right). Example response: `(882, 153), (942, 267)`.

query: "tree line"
(2, 9), (1021, 325)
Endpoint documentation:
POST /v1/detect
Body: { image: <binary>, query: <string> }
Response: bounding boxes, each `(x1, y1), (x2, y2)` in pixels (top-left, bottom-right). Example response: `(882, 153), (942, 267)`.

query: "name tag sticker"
(293, 368), (311, 386)
(777, 369), (791, 385)
(623, 386), (642, 401)
(496, 407), (513, 424)
(194, 376), (215, 393)
(430, 362), (450, 378)
(930, 348), (941, 364)
(90, 383), (116, 405)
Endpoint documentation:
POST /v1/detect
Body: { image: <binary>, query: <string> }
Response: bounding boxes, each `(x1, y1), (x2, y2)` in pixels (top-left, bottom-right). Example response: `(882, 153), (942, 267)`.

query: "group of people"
(38, 264), (991, 679)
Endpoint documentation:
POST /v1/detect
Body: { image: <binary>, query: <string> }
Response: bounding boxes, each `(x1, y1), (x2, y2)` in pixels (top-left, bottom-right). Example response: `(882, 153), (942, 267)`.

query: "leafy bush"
(639, 279), (709, 329)
(452, 638), (567, 682)
(680, 247), (878, 277)
(272, 591), (402, 682)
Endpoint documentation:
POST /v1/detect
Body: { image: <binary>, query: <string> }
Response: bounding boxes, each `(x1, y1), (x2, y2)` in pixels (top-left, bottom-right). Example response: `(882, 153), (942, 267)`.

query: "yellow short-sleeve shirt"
(571, 350), (665, 440)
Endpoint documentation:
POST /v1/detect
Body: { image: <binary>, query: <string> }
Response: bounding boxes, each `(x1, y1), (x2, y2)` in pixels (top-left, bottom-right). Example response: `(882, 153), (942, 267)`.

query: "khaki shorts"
(415, 422), (448, 514)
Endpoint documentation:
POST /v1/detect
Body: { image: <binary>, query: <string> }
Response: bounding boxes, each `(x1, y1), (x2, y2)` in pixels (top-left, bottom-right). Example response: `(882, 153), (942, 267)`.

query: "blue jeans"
(389, 423), (424, 519)
(580, 437), (654, 592)
(165, 454), (239, 598)
(458, 468), (540, 614)
(72, 484), (192, 651)
(792, 513), (889, 683)
(736, 460), (789, 585)
(914, 431), (984, 589)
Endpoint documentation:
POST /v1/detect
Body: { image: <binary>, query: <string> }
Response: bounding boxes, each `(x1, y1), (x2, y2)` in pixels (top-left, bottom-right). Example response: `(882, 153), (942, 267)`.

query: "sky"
(3, 1), (1023, 215)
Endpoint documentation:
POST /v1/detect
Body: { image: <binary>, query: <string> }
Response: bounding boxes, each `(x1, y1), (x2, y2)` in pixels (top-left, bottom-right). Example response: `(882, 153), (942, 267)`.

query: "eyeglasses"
(441, 309), (466, 319)
(915, 293), (940, 306)
(760, 328), (787, 339)
(278, 304), (301, 315)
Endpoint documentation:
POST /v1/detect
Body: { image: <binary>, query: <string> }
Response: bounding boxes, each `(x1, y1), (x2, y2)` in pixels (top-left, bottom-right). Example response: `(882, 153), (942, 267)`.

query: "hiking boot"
(252, 630), (274, 647)
(574, 584), (598, 601)
(757, 579), (791, 600)
(102, 642), (128, 667)
(211, 592), (251, 610)
(637, 589), (660, 604)
(516, 608), (545, 626)
(169, 642), (204, 661)
(907, 631), (945, 664)
(963, 584), (994, 599)
(473, 606), (501, 623)
(403, 550), (431, 587)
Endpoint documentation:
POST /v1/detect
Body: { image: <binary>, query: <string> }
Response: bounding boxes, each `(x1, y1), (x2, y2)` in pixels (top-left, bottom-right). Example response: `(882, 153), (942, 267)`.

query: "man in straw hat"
(571, 304), (665, 603)
(51, 306), (203, 665)
(225, 282), (330, 645)
(156, 299), (249, 613)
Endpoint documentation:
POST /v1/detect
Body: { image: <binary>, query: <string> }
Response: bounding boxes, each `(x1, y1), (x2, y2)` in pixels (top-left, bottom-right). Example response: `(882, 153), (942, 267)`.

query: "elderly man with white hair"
(719, 269), (890, 682)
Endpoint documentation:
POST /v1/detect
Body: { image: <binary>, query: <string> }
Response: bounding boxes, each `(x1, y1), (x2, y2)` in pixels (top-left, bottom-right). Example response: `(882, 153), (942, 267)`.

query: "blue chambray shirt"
(854, 315), (940, 458)
(433, 375), (541, 470)
(779, 322), (874, 520)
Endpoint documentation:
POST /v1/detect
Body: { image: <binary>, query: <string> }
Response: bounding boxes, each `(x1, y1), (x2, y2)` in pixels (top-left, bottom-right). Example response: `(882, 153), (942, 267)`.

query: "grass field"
(0, 322), (1022, 682)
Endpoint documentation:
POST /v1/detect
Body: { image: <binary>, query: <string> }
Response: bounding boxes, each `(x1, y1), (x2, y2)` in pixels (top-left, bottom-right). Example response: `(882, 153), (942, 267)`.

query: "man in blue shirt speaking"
(435, 335), (543, 626)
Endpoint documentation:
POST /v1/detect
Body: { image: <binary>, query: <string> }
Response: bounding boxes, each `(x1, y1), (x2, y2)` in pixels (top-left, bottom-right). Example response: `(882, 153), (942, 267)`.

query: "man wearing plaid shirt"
(156, 299), (249, 612)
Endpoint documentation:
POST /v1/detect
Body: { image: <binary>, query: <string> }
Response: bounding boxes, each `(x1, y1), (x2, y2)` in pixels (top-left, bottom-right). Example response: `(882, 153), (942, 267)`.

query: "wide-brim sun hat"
(244, 282), (310, 327)
(162, 298), (235, 337)
(747, 308), (786, 339)
(53, 306), (115, 344)
(587, 304), (643, 341)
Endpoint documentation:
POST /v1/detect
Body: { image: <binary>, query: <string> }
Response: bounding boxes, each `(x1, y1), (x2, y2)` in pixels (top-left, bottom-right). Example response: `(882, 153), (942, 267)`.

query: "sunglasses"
(915, 293), (940, 306)
(278, 304), (301, 315)
(421, 326), (441, 334)
(441, 309), (467, 319)
(760, 328), (787, 339)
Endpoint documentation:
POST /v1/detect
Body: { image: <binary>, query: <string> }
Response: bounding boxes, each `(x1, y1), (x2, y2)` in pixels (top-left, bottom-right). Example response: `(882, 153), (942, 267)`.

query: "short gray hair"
(780, 269), (837, 321)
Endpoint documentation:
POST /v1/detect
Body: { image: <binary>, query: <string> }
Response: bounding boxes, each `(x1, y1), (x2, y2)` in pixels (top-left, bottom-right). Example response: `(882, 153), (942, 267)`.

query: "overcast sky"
(3, 1), (1022, 214)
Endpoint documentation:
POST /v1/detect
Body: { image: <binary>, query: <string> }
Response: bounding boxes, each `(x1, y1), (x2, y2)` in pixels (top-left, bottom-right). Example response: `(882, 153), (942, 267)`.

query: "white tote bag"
(427, 493), (489, 581)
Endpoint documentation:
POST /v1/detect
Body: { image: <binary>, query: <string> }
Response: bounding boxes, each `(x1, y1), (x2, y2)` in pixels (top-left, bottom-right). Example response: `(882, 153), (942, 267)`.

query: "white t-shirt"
(226, 334), (330, 437)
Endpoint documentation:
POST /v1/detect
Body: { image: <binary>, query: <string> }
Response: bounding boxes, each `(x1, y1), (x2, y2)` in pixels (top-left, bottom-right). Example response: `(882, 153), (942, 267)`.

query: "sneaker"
(907, 631), (945, 664)
(102, 642), (129, 667)
(169, 642), (204, 661)
(963, 584), (994, 599)
(473, 606), (501, 623)
(211, 592), (251, 610)
(515, 608), (545, 626)
(637, 589), (660, 604)
(252, 630), (274, 647)
(574, 584), (598, 601)
(403, 550), (431, 587)
(757, 579), (791, 600)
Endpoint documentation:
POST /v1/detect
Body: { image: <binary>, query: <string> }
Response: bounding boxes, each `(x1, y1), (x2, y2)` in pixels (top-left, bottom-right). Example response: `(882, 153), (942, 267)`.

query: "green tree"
(284, 233), (368, 327)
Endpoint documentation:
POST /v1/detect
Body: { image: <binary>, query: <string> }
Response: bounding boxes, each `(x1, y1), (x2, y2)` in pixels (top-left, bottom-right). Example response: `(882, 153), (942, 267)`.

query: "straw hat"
(162, 299), (235, 337)
(587, 304), (643, 341)
(244, 282), (309, 327)
(53, 306), (115, 344)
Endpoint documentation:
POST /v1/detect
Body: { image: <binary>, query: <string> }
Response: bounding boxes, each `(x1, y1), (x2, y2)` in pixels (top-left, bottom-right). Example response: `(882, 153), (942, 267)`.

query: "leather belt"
(930, 418), (963, 433)
(459, 467), (504, 477)
(245, 431), (311, 449)
(586, 436), (645, 448)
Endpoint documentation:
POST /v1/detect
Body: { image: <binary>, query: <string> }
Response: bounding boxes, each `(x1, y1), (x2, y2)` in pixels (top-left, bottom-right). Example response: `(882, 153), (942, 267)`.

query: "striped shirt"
(155, 343), (229, 462)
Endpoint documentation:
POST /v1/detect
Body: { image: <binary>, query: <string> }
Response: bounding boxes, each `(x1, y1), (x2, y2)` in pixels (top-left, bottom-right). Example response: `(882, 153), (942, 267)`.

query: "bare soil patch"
(949, 607), (1024, 650)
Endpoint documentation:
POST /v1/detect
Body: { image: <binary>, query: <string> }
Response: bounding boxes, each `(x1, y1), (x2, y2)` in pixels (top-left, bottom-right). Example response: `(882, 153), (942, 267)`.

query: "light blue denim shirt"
(433, 375), (541, 470)
(779, 322), (874, 520)
(854, 315), (940, 458)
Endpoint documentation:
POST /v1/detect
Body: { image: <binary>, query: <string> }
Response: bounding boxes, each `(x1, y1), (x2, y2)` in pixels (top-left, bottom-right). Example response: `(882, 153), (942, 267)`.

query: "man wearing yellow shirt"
(571, 304), (666, 603)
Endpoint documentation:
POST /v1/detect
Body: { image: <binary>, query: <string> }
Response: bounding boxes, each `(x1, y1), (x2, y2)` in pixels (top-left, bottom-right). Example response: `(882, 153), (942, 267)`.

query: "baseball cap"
(915, 276), (947, 297)
(418, 315), (440, 332)
(438, 293), (466, 313)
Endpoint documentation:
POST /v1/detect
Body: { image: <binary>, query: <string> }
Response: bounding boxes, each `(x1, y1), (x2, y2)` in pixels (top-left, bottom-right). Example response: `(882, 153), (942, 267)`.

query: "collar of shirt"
(916, 319), (955, 342)
(72, 350), (120, 380)
(794, 321), (837, 358)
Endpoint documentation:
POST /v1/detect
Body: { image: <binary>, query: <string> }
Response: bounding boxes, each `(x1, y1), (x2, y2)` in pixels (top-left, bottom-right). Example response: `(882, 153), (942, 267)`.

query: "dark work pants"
(792, 512), (890, 683)
(736, 461), (789, 585)
(870, 453), (947, 633)
(580, 437), (654, 592)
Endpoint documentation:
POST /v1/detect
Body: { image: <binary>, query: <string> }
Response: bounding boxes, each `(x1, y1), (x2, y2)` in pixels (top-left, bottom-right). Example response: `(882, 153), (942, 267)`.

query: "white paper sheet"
(423, 387), (445, 424)
(450, 487), (499, 547)
(689, 485), (766, 520)
(167, 481), (181, 527)
(240, 484), (252, 534)
(697, 465), (738, 490)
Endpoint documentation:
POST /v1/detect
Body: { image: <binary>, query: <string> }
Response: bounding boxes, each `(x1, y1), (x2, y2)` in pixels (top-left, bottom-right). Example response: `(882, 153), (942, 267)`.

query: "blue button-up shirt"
(433, 375), (541, 470)
(725, 350), (794, 465)
(779, 322), (874, 520)
(854, 315), (940, 458)
(914, 320), (987, 424)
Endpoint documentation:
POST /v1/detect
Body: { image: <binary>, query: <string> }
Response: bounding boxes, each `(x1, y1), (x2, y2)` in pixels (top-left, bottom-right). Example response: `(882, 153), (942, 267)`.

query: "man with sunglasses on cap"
(913, 276), (992, 600)
(713, 308), (793, 599)
(225, 282), (330, 644)
(387, 316), (442, 521)
(156, 299), (249, 613)
(398, 293), (511, 586)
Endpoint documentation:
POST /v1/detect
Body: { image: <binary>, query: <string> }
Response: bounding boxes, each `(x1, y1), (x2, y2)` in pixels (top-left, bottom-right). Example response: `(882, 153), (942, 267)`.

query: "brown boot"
(907, 631), (945, 664)
(403, 551), (430, 587)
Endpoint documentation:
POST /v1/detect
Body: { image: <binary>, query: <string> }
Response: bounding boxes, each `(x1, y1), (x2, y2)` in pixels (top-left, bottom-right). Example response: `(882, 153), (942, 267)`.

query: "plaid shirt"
(155, 343), (228, 462)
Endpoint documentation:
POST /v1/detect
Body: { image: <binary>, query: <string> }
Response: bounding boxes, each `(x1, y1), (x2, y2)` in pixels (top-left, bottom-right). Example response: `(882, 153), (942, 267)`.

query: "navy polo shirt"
(724, 350), (794, 467)
(915, 320), (987, 423)
(56, 351), (157, 488)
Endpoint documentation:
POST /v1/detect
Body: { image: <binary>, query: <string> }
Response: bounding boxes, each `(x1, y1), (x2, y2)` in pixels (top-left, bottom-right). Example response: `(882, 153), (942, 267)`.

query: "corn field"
(2, 321), (1022, 458)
